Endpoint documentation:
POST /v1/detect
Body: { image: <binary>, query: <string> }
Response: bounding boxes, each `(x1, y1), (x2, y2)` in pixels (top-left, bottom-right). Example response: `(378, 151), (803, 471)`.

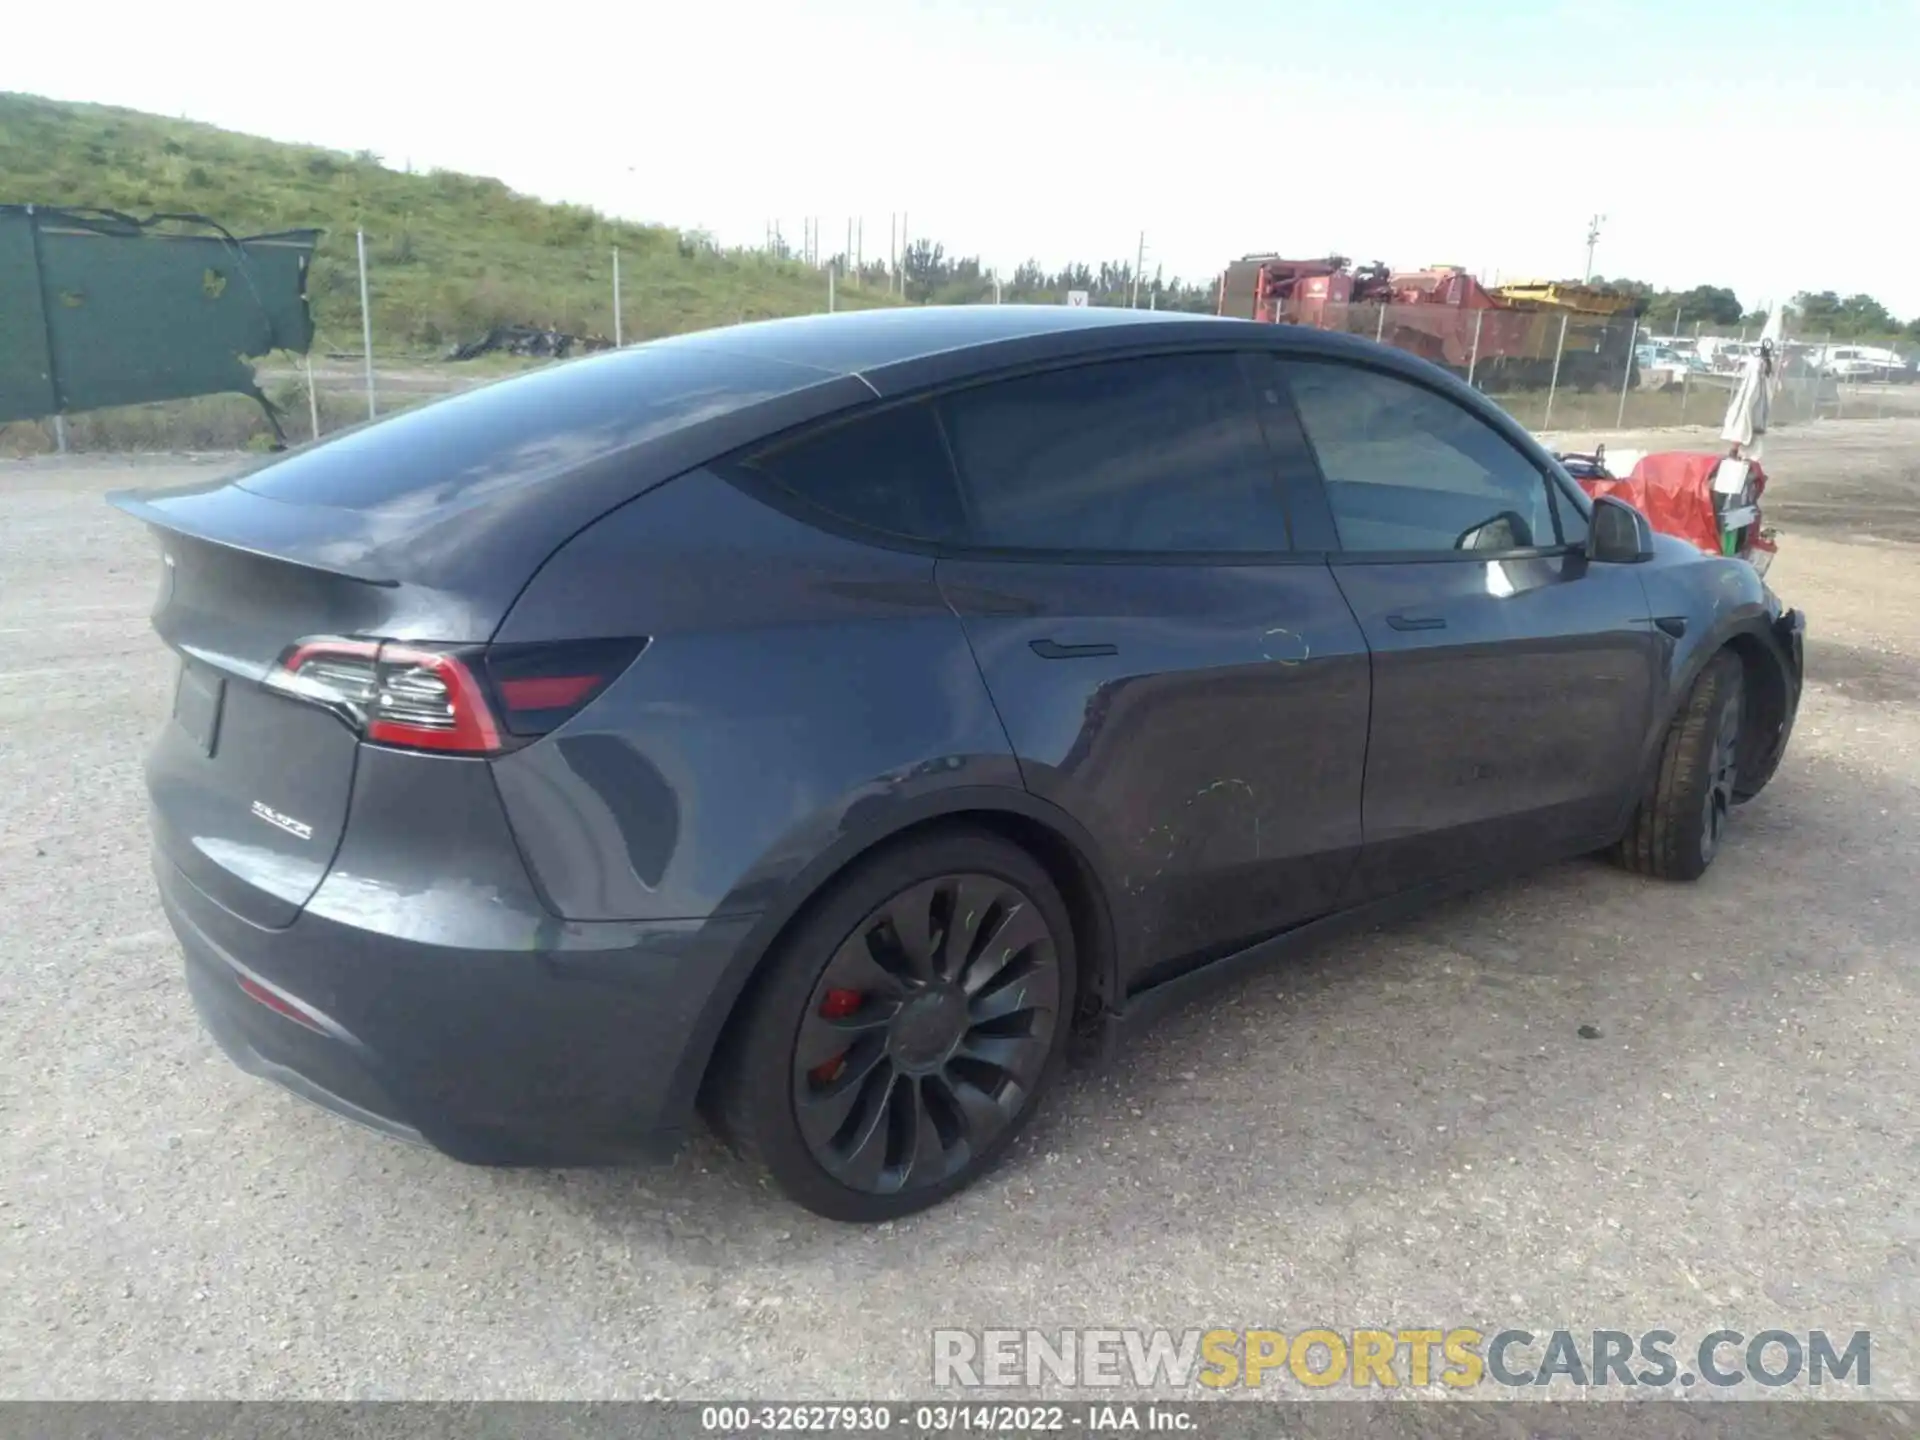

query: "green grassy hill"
(0, 91), (891, 354)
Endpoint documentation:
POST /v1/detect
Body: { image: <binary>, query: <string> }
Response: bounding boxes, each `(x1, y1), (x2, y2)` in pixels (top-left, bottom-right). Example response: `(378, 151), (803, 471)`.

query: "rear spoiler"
(107, 486), (399, 588)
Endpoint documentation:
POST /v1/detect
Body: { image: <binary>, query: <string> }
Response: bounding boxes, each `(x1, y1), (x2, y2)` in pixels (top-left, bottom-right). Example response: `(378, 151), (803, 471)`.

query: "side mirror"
(1587, 495), (1655, 564)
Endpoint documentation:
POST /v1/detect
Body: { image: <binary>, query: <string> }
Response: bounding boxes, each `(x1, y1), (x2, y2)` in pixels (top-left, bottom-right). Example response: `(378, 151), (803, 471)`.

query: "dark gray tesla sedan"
(112, 306), (1804, 1220)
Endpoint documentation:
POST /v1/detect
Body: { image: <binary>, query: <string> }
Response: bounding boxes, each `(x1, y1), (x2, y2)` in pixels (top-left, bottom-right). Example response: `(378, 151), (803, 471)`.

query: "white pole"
(52, 414), (69, 454)
(890, 213), (897, 295)
(1543, 313), (1570, 428)
(612, 247), (623, 347)
(305, 351), (321, 441)
(1375, 305), (1387, 342)
(1615, 314), (1636, 428)
(1131, 231), (1144, 308)
(828, 263), (836, 313)
(1467, 309), (1485, 388)
(356, 228), (376, 420)
(994, 274), (1002, 305)
(900, 211), (908, 297)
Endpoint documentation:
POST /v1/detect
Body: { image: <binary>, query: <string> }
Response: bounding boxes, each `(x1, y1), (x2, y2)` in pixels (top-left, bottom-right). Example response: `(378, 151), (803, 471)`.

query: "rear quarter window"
(735, 401), (967, 543)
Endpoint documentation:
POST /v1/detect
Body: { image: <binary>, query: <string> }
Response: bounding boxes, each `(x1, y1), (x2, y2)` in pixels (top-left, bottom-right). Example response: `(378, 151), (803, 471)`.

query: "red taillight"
(367, 645), (502, 754)
(267, 638), (501, 755)
(266, 636), (645, 754)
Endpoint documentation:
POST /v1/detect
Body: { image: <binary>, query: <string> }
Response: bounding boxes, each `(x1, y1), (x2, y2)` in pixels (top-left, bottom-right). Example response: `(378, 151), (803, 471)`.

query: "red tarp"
(1577, 451), (1773, 562)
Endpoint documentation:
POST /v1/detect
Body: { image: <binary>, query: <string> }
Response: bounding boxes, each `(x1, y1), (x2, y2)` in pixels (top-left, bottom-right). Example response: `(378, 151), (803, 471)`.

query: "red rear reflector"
(237, 974), (326, 1033)
(498, 674), (601, 710)
(483, 638), (647, 737)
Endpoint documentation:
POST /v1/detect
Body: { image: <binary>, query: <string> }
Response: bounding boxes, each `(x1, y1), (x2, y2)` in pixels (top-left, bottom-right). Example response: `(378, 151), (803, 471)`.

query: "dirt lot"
(2, 419), (1918, 1401)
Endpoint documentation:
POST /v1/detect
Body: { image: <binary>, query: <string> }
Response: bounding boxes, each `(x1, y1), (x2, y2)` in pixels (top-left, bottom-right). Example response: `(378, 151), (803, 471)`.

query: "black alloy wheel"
(793, 873), (1061, 1194)
(706, 829), (1076, 1221)
(710, 829), (1082, 1221)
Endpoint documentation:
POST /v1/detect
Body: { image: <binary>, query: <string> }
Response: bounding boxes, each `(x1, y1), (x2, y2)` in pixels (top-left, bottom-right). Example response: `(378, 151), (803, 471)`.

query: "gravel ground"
(2, 422), (1917, 1401)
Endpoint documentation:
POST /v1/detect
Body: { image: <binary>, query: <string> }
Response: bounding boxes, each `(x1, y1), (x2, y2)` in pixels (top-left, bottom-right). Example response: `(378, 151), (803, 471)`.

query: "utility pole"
(1131, 231), (1145, 307)
(355, 228), (376, 420)
(1583, 213), (1606, 283)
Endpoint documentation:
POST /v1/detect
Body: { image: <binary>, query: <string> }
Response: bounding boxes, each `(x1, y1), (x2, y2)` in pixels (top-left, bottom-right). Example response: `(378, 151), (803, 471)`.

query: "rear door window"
(740, 400), (965, 543)
(938, 354), (1292, 554)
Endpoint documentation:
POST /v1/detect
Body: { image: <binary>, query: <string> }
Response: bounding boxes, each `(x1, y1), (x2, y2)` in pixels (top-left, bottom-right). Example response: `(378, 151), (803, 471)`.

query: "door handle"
(1030, 639), (1119, 660)
(1384, 613), (1447, 632)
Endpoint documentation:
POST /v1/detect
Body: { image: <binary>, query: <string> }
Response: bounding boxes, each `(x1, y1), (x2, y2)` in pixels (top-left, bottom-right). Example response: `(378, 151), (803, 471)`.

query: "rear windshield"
(236, 344), (823, 515)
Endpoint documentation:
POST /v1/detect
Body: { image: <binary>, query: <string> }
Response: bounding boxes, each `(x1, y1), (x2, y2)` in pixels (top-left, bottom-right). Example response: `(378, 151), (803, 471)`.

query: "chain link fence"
(1270, 299), (1920, 438)
(4, 229), (1916, 456)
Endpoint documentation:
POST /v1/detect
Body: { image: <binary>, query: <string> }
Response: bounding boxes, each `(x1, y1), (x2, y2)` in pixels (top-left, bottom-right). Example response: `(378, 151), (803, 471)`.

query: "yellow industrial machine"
(1492, 281), (1639, 315)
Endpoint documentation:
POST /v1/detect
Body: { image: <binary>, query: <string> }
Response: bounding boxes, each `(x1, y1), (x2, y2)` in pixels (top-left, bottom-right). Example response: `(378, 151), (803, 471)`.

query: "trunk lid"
(136, 525), (413, 927)
(112, 341), (864, 926)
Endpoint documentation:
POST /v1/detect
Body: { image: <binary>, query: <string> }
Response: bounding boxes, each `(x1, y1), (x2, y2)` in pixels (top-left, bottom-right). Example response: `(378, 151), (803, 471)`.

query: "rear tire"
(706, 829), (1076, 1222)
(1613, 650), (1745, 881)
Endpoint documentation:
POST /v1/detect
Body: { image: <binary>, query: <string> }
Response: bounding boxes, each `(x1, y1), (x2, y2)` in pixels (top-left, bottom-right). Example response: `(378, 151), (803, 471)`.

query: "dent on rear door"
(938, 556), (1371, 987)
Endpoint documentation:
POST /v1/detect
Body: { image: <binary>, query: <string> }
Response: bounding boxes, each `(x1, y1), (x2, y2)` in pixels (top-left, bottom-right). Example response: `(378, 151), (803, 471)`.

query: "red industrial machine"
(1219, 256), (1634, 391)
(1217, 256), (1392, 325)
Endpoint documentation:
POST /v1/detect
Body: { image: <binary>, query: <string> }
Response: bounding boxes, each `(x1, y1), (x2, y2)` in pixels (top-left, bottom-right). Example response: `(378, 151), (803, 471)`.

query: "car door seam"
(1323, 555), (1376, 858)
(933, 557), (1028, 790)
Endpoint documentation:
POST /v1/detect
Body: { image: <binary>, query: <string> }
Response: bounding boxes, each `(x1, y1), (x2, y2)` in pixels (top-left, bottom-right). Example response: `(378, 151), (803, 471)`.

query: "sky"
(6, 0), (1919, 317)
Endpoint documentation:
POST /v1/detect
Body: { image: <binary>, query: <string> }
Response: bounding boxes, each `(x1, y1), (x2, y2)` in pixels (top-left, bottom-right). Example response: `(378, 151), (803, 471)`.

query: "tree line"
(765, 229), (1916, 346)
(1589, 279), (1916, 342)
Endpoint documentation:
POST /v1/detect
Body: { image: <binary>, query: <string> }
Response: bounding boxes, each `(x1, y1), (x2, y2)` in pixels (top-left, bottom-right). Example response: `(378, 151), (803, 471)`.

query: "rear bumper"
(158, 851), (759, 1166)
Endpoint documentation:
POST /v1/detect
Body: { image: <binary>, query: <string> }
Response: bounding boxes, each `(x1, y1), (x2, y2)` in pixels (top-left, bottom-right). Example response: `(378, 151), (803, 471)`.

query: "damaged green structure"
(0, 205), (319, 437)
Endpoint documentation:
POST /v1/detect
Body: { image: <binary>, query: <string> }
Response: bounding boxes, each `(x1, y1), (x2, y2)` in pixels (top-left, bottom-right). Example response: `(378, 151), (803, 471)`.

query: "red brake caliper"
(809, 988), (863, 1085)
